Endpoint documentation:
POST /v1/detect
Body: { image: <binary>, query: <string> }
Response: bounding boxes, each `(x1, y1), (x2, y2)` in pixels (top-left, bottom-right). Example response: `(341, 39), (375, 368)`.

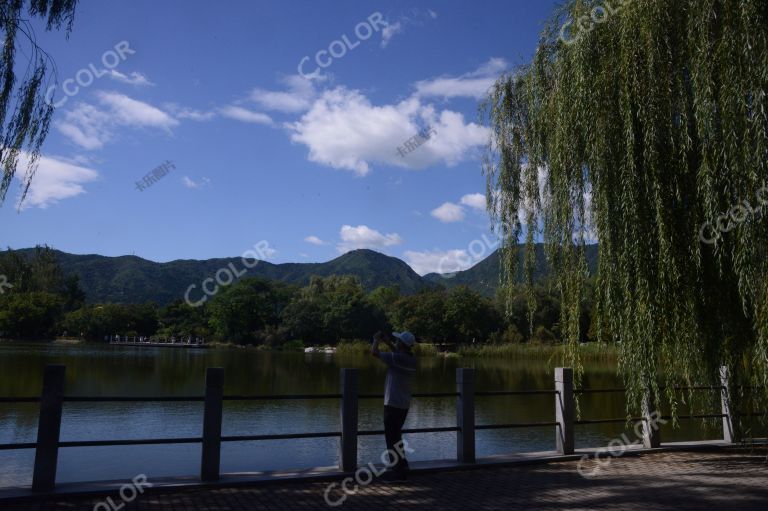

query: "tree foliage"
(0, 246), (84, 302)
(0, 0), (78, 206)
(0, 246), (598, 347)
(62, 302), (158, 339)
(208, 278), (294, 345)
(281, 275), (386, 344)
(483, 0), (768, 422)
(0, 291), (62, 337)
(0, 245), (84, 337)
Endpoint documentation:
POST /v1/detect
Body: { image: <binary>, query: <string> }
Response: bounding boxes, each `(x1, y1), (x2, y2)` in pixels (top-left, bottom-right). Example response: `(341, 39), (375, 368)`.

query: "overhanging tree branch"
(0, 0), (77, 208)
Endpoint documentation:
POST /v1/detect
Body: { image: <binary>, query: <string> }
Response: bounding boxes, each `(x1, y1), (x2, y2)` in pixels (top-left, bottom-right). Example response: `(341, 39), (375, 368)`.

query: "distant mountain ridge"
(425, 244), (599, 296)
(12, 245), (598, 304)
(12, 248), (435, 304)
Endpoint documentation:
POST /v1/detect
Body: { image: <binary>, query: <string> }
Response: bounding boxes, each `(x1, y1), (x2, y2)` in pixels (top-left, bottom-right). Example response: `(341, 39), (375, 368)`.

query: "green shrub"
(412, 343), (438, 356)
(281, 339), (305, 351)
(488, 325), (525, 344)
(531, 326), (557, 344)
(335, 340), (372, 356)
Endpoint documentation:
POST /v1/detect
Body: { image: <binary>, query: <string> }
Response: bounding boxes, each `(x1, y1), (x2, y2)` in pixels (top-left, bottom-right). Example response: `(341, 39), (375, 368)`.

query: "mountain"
(11, 245), (598, 304)
(13, 248), (433, 304)
(424, 244), (599, 296)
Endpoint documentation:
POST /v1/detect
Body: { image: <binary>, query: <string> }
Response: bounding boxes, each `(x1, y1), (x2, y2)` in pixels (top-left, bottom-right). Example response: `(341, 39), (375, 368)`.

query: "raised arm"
(371, 331), (396, 359)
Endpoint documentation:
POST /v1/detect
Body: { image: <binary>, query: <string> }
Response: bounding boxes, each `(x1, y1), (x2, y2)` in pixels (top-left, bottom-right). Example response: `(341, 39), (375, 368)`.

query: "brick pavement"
(4, 450), (768, 510)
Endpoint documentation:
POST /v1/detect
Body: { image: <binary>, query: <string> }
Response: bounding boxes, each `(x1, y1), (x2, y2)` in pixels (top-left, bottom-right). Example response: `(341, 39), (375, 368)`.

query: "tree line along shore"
(0, 246), (612, 357)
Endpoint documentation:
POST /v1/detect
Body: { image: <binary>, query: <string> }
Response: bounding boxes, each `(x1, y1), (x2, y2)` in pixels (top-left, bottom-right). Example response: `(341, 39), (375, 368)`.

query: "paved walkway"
(6, 450), (768, 510)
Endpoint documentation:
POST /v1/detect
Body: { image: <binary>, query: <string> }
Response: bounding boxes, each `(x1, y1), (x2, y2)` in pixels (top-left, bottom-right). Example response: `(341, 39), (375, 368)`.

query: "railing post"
(456, 368), (475, 463)
(641, 393), (661, 448)
(201, 367), (224, 481)
(32, 365), (65, 492)
(719, 366), (738, 443)
(340, 368), (358, 472)
(555, 367), (574, 455)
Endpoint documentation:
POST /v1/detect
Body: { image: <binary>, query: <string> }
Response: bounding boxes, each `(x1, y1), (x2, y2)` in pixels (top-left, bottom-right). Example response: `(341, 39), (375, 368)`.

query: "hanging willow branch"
(0, 0), (78, 207)
(484, 0), (768, 426)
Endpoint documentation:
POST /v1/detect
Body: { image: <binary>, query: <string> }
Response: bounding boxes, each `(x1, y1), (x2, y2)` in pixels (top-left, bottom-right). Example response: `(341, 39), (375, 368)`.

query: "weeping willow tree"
(0, 0), (78, 206)
(483, 0), (768, 429)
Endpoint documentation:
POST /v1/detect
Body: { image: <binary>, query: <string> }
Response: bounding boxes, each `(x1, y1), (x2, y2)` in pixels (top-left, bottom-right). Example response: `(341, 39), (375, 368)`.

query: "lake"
(0, 342), (723, 488)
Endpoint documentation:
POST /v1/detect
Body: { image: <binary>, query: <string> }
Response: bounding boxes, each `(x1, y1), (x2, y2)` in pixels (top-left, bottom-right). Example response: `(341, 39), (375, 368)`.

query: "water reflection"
(0, 343), (722, 487)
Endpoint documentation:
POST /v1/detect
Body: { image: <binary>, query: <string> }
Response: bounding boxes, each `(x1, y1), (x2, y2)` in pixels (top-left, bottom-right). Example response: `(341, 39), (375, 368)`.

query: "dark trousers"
(383, 405), (409, 472)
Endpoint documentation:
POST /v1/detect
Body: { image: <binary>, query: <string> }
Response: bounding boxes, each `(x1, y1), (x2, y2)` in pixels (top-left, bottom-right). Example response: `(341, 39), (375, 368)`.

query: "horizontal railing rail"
(660, 413), (727, 420)
(65, 396), (205, 402)
(223, 394), (342, 400)
(476, 390), (559, 396)
(575, 388), (626, 394)
(358, 426), (459, 436)
(0, 442), (37, 451)
(576, 385), (726, 395)
(0, 397), (40, 403)
(59, 438), (203, 448)
(663, 385), (725, 391)
(0, 364), (750, 492)
(221, 432), (341, 442)
(476, 421), (560, 430)
(575, 417), (645, 425)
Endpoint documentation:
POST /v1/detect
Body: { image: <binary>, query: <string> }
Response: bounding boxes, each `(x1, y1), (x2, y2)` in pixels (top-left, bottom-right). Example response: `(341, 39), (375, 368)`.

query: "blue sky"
(2, 0), (560, 275)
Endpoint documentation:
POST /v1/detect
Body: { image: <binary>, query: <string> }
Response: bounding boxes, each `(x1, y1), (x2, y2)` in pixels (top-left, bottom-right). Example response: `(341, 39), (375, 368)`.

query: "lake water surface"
(0, 343), (723, 488)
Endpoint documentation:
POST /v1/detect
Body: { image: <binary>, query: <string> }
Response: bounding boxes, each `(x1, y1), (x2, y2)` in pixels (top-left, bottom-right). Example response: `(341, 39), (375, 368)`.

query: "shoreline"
(0, 339), (619, 360)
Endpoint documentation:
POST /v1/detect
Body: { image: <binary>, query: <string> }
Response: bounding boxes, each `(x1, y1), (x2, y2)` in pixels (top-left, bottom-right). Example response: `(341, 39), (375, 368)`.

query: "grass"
(335, 340), (439, 357)
(457, 342), (617, 361)
(289, 339), (617, 361)
(335, 340), (371, 356)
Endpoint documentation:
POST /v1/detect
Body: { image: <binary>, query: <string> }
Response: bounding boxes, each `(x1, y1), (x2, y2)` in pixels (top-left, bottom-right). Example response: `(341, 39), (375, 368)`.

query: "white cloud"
(431, 202), (465, 223)
(56, 122), (105, 150)
(403, 249), (473, 276)
(378, 9), (437, 49)
(288, 87), (487, 175)
(219, 106), (273, 125)
(415, 58), (508, 99)
(56, 90), (278, 149)
(381, 22), (403, 48)
(165, 104), (216, 121)
(96, 91), (178, 130)
(108, 70), (154, 86)
(182, 176), (210, 189)
(460, 193), (486, 211)
(428, 193), (486, 224)
(337, 224), (403, 253)
(56, 103), (112, 150)
(15, 153), (99, 210)
(304, 235), (328, 246)
(57, 92), (178, 150)
(250, 75), (316, 113)
(260, 246), (278, 259)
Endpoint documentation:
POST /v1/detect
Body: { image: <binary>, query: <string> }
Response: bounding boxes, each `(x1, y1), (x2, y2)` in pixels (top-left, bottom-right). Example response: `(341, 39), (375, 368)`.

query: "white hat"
(392, 331), (416, 347)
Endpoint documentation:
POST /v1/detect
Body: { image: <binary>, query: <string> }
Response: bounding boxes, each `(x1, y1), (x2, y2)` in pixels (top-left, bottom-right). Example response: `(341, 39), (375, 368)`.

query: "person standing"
(371, 330), (417, 480)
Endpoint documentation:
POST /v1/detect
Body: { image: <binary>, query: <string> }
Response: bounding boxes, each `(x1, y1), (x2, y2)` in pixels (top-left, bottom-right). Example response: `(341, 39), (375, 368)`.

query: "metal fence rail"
(0, 364), (744, 492)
